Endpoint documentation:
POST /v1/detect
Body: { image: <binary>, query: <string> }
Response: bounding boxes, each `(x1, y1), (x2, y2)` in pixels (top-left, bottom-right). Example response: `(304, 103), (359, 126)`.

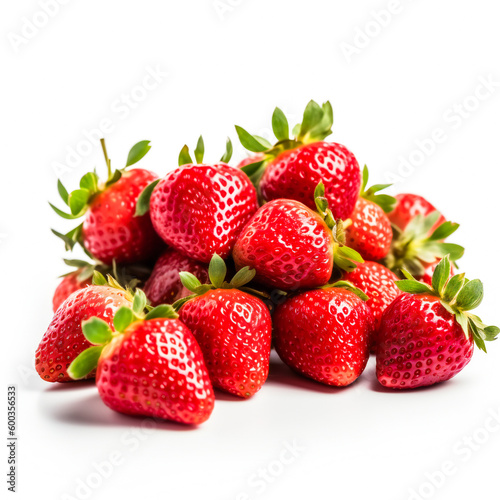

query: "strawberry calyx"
(50, 139), (152, 253)
(360, 165), (396, 213)
(236, 100), (333, 187)
(314, 182), (364, 272)
(67, 287), (178, 380)
(395, 255), (499, 352)
(321, 280), (369, 301)
(173, 254), (269, 311)
(384, 211), (464, 277)
(135, 136), (233, 217)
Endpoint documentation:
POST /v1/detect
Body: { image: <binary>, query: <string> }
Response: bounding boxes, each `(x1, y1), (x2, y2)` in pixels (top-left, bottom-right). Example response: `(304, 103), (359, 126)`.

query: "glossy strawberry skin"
(144, 249), (209, 306)
(259, 142), (361, 220)
(273, 288), (373, 386)
(83, 169), (163, 265)
(344, 198), (392, 261)
(52, 272), (91, 312)
(233, 199), (334, 291)
(388, 193), (445, 232)
(179, 289), (272, 398)
(376, 293), (474, 389)
(36, 286), (130, 382)
(343, 261), (401, 332)
(150, 163), (259, 263)
(96, 318), (214, 425)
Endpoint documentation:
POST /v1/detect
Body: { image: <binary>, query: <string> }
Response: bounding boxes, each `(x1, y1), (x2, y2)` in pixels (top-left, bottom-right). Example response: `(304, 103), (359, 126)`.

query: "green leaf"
(132, 289), (147, 315)
(194, 136), (205, 164)
(253, 136), (272, 149)
(240, 160), (264, 177)
(57, 180), (69, 205)
(298, 100), (323, 141)
(371, 194), (397, 213)
(235, 126), (269, 153)
(105, 169), (122, 187)
(442, 273), (465, 302)
(126, 140), (151, 167)
(337, 245), (364, 263)
(455, 311), (470, 339)
(329, 280), (369, 301)
(64, 258), (92, 268)
(428, 221), (459, 241)
(82, 317), (113, 345)
(483, 325), (500, 341)
(49, 203), (82, 220)
(220, 137), (233, 163)
(229, 267), (256, 288)
(178, 145), (193, 166)
(192, 284), (213, 295)
(145, 304), (179, 320)
(80, 172), (99, 193)
(92, 270), (108, 286)
(431, 256), (451, 295)
(113, 306), (135, 333)
(334, 253), (358, 272)
(437, 243), (465, 262)
(292, 123), (301, 138)
(208, 254), (227, 288)
(455, 279), (484, 311)
(135, 179), (160, 216)
(68, 189), (90, 216)
(67, 345), (104, 380)
(272, 107), (289, 141)
(179, 272), (203, 292)
(362, 165), (369, 192)
(395, 280), (434, 294)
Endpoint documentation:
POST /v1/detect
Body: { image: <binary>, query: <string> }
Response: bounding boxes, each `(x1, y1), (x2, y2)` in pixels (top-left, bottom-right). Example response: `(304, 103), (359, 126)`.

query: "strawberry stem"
(100, 138), (112, 178)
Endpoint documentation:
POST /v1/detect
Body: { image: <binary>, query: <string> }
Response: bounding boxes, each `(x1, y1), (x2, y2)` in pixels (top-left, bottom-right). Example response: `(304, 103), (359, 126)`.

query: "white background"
(1, 1), (500, 499)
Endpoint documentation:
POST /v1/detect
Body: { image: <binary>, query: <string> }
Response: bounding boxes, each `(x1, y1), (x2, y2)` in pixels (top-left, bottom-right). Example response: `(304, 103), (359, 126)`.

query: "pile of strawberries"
(36, 101), (499, 426)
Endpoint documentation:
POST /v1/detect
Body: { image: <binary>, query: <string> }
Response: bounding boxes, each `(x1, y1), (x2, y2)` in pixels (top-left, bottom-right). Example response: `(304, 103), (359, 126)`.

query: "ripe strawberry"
(388, 193), (445, 232)
(68, 291), (214, 425)
(235, 101), (361, 219)
(36, 274), (132, 382)
(51, 139), (162, 265)
(144, 248), (209, 306)
(53, 271), (92, 312)
(344, 167), (395, 261)
(343, 261), (401, 332)
(273, 284), (373, 386)
(376, 256), (499, 389)
(384, 211), (464, 279)
(176, 255), (272, 398)
(233, 182), (363, 291)
(141, 137), (259, 263)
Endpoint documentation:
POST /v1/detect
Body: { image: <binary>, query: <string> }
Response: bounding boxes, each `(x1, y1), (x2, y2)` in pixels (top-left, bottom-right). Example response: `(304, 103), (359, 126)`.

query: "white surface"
(1, 1), (500, 499)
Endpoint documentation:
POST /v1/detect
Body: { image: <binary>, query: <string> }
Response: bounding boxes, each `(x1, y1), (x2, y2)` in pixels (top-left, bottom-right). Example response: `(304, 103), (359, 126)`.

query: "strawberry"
(176, 255), (272, 398)
(50, 139), (162, 265)
(376, 256), (499, 389)
(144, 248), (209, 306)
(233, 182), (363, 291)
(388, 193), (445, 232)
(36, 273), (132, 382)
(273, 283), (373, 386)
(68, 291), (214, 425)
(344, 166), (395, 261)
(235, 101), (361, 219)
(384, 211), (464, 279)
(52, 271), (92, 312)
(420, 259), (455, 286)
(342, 261), (401, 333)
(138, 137), (259, 263)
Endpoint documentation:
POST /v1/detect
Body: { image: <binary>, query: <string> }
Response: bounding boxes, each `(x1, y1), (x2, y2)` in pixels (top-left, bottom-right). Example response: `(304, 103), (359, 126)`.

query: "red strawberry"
(51, 139), (162, 265)
(343, 261), (401, 332)
(176, 255), (272, 398)
(420, 259), (455, 285)
(344, 166), (395, 261)
(376, 256), (498, 389)
(273, 284), (373, 386)
(36, 276), (131, 382)
(52, 271), (92, 312)
(144, 249), (209, 306)
(68, 293), (214, 425)
(144, 137), (259, 263)
(388, 193), (445, 232)
(236, 101), (361, 219)
(233, 183), (363, 291)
